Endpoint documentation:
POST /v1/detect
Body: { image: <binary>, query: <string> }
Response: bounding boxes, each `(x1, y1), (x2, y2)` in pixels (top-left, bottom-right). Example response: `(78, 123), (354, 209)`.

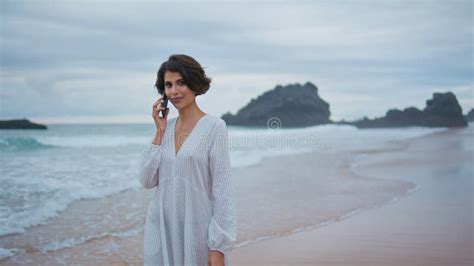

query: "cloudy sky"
(1, 0), (472, 124)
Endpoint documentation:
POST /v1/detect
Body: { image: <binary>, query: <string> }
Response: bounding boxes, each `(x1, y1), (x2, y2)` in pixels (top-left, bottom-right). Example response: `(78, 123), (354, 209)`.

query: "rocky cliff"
(348, 92), (467, 128)
(222, 82), (331, 128)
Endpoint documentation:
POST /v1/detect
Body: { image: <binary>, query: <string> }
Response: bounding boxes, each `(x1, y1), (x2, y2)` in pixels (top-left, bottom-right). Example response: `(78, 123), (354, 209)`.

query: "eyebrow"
(164, 78), (184, 83)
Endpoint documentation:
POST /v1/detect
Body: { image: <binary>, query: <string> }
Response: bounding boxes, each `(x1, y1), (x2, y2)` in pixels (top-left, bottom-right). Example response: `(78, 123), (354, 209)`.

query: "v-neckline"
(173, 114), (208, 157)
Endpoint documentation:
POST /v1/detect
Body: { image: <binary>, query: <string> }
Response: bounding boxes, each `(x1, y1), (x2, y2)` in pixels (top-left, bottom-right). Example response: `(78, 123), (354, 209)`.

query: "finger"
(154, 102), (162, 110)
(154, 97), (164, 105)
(154, 96), (165, 106)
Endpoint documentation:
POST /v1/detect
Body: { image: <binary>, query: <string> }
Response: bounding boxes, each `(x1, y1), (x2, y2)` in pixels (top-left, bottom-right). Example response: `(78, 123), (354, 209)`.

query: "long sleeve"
(137, 141), (162, 189)
(207, 120), (237, 254)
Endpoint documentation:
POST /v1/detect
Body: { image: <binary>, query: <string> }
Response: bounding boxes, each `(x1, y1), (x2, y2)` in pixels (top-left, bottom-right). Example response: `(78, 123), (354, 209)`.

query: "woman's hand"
(208, 250), (224, 266)
(152, 96), (169, 132)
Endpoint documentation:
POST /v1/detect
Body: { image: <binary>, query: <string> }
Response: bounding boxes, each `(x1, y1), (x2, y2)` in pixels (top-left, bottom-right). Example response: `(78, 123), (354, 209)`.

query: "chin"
(173, 103), (186, 110)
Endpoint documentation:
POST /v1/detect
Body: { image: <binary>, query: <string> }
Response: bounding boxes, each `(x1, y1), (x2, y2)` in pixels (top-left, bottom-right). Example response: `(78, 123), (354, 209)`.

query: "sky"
(0, 0), (473, 124)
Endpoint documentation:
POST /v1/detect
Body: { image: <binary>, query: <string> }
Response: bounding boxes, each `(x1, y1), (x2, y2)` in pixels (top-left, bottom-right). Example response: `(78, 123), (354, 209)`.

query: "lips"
(171, 97), (183, 103)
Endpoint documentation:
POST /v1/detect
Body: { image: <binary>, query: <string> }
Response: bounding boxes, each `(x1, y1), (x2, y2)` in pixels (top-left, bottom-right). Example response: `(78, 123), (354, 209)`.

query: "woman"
(138, 54), (237, 266)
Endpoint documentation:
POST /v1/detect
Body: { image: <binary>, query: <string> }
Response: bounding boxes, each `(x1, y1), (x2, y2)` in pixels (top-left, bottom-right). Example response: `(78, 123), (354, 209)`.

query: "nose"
(168, 84), (179, 96)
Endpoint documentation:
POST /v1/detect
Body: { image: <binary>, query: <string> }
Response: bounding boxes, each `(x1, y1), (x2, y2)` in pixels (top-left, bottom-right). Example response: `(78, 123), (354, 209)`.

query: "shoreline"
(0, 128), (460, 265)
(229, 127), (473, 265)
(232, 130), (424, 249)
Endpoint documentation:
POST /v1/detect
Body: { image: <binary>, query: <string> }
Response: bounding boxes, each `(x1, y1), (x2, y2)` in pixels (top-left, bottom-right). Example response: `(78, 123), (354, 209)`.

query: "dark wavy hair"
(155, 54), (212, 96)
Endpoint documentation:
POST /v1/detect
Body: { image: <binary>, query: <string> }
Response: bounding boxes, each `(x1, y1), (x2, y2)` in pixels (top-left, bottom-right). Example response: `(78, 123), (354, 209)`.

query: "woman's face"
(164, 71), (196, 110)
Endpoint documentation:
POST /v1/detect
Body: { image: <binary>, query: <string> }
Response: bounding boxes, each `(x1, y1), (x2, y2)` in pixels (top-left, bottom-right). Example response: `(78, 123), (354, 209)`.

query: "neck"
(177, 101), (205, 124)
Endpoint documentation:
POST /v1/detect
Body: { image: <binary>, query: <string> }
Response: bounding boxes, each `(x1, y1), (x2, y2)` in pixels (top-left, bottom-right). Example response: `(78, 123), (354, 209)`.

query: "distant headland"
(342, 92), (468, 128)
(221, 81), (470, 128)
(0, 119), (47, 130)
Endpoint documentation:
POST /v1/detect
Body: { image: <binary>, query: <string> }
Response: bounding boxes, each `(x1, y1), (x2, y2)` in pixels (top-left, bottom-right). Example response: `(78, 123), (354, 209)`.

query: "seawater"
(0, 121), (447, 240)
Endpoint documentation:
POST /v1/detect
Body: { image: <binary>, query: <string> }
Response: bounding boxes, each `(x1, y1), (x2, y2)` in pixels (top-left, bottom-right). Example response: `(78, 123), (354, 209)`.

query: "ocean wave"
(0, 248), (15, 261)
(0, 181), (140, 238)
(0, 136), (56, 151)
(36, 135), (148, 148)
(39, 225), (144, 253)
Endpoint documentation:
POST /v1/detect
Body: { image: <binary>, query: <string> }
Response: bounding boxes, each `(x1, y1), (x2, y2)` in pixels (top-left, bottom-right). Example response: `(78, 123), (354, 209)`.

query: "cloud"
(1, 0), (472, 123)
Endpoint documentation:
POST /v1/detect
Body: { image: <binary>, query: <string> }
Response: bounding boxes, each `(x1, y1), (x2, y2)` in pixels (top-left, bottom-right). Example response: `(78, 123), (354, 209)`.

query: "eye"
(164, 82), (171, 88)
(178, 80), (186, 86)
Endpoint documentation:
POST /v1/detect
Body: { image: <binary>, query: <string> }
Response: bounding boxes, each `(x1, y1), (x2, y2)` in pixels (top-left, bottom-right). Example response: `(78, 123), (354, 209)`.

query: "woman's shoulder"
(205, 114), (227, 129)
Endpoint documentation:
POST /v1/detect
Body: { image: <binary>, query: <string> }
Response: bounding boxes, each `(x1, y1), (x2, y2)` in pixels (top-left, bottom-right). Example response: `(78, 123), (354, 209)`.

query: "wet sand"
(1, 127), (472, 265)
(229, 127), (474, 265)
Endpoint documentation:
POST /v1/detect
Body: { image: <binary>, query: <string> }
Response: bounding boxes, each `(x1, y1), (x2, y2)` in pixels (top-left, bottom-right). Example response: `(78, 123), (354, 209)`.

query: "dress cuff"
(207, 218), (235, 255)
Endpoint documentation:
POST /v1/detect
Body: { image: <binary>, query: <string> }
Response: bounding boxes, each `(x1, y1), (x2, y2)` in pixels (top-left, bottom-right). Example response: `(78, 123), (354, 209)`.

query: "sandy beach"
(230, 127), (474, 265)
(1, 126), (472, 265)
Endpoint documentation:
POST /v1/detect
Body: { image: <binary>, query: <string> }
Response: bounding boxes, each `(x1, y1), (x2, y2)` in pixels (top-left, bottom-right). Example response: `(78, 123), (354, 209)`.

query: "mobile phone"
(161, 94), (168, 118)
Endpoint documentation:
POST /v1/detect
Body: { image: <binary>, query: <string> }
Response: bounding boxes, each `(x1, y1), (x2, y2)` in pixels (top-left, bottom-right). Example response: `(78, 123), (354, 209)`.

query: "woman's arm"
(207, 120), (237, 257)
(138, 131), (164, 189)
(152, 129), (165, 145)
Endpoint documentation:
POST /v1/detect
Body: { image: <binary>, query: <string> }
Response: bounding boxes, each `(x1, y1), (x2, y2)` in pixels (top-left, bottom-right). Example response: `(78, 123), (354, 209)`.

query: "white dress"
(137, 114), (237, 266)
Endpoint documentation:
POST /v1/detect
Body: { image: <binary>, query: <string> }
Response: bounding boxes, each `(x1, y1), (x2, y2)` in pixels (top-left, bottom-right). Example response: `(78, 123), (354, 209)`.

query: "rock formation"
(0, 119), (47, 129)
(222, 82), (331, 128)
(349, 92), (467, 128)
